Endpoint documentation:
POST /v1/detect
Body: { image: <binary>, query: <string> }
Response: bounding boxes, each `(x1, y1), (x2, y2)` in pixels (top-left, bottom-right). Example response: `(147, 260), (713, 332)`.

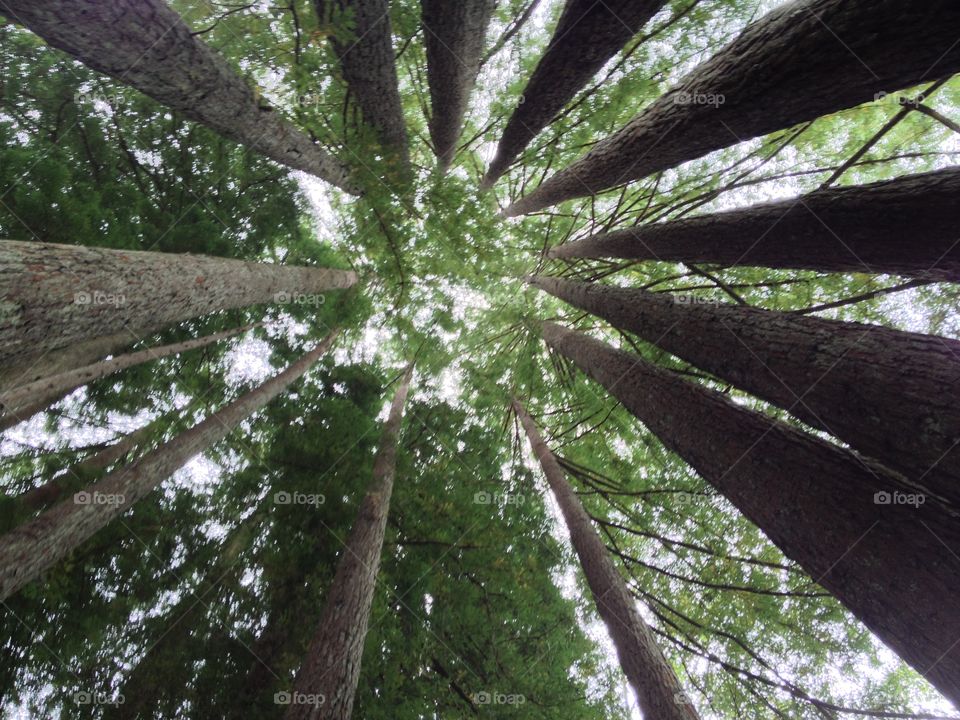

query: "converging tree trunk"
(0, 331), (133, 393)
(0, 0), (357, 193)
(318, 0), (409, 164)
(422, 0), (496, 171)
(0, 391), (71, 435)
(542, 322), (960, 704)
(0, 331), (340, 601)
(530, 277), (960, 507)
(513, 399), (699, 719)
(505, 0), (960, 215)
(0, 323), (256, 424)
(482, 0), (668, 188)
(0, 240), (356, 366)
(286, 363), (414, 720)
(548, 167), (960, 282)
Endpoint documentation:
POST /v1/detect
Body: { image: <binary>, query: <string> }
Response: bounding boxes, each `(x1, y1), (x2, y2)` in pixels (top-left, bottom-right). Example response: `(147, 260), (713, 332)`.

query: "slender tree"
(542, 321), (960, 704)
(0, 0), (357, 193)
(0, 240), (356, 366)
(530, 276), (960, 506)
(318, 0), (409, 164)
(548, 167), (960, 281)
(422, 0), (496, 171)
(514, 399), (700, 719)
(0, 391), (70, 435)
(482, 0), (668, 188)
(286, 363), (414, 720)
(0, 323), (256, 423)
(504, 0), (960, 215)
(0, 331), (340, 601)
(0, 332), (132, 393)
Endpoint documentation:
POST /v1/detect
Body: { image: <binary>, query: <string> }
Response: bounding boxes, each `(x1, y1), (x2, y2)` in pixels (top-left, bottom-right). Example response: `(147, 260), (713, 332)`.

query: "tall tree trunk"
(504, 0), (960, 215)
(0, 0), (357, 193)
(513, 399), (699, 719)
(0, 240), (356, 366)
(286, 363), (414, 720)
(0, 330), (340, 601)
(542, 321), (960, 704)
(548, 167), (960, 282)
(422, 0), (495, 171)
(0, 331), (132, 393)
(0, 390), (71, 434)
(317, 0), (409, 165)
(530, 276), (960, 507)
(1, 323), (256, 423)
(481, 0), (668, 188)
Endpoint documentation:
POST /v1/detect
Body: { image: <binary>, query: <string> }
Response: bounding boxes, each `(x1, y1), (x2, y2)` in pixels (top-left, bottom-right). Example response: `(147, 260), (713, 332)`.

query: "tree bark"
(0, 390), (71, 435)
(482, 0), (668, 188)
(0, 331), (132, 393)
(0, 0), (357, 193)
(513, 399), (699, 719)
(542, 321), (960, 704)
(0, 330), (340, 601)
(530, 276), (960, 507)
(548, 167), (960, 282)
(0, 323), (256, 423)
(504, 0), (960, 215)
(0, 240), (356, 366)
(317, 0), (409, 165)
(422, 0), (496, 171)
(286, 363), (414, 720)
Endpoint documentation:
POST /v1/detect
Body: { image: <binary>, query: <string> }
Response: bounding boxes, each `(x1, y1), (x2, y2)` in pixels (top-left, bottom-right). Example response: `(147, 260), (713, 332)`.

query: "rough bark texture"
(422, 0), (495, 171)
(0, 0), (357, 193)
(0, 390), (70, 434)
(482, 0), (668, 187)
(505, 0), (960, 215)
(318, 0), (409, 164)
(542, 322), (960, 704)
(549, 167), (960, 282)
(0, 323), (255, 421)
(287, 363), (414, 720)
(0, 331), (132, 393)
(0, 240), (356, 366)
(0, 331), (339, 601)
(514, 399), (699, 719)
(531, 277), (960, 507)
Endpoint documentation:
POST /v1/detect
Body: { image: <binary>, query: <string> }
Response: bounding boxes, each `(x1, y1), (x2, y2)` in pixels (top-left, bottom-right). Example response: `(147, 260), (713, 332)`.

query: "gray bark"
(286, 363), (414, 720)
(0, 240), (356, 366)
(0, 330), (340, 601)
(542, 321), (960, 704)
(0, 331), (132, 393)
(505, 0), (960, 215)
(514, 399), (699, 719)
(0, 0), (357, 193)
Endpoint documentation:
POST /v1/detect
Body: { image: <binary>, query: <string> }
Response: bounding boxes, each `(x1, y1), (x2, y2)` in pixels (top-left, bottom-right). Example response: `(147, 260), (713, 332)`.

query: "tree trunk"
(422, 0), (495, 171)
(504, 0), (960, 215)
(0, 330), (340, 601)
(0, 390), (71, 434)
(513, 399), (699, 719)
(482, 0), (668, 188)
(541, 321), (960, 704)
(1, 323), (256, 424)
(530, 276), (960, 508)
(317, 0), (409, 165)
(0, 331), (132, 392)
(0, 0), (357, 193)
(0, 240), (356, 366)
(549, 167), (960, 282)
(286, 363), (414, 720)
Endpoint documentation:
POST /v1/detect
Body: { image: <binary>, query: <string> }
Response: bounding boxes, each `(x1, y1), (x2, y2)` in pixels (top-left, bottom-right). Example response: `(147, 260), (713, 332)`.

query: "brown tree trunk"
(422, 0), (496, 171)
(513, 399), (699, 719)
(505, 0), (960, 215)
(530, 276), (960, 507)
(549, 167), (960, 282)
(286, 363), (414, 720)
(0, 331), (132, 392)
(1, 323), (256, 423)
(317, 0), (409, 165)
(542, 321), (960, 704)
(0, 240), (356, 366)
(482, 0), (668, 188)
(0, 0), (357, 193)
(0, 391), (70, 434)
(0, 330), (340, 601)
